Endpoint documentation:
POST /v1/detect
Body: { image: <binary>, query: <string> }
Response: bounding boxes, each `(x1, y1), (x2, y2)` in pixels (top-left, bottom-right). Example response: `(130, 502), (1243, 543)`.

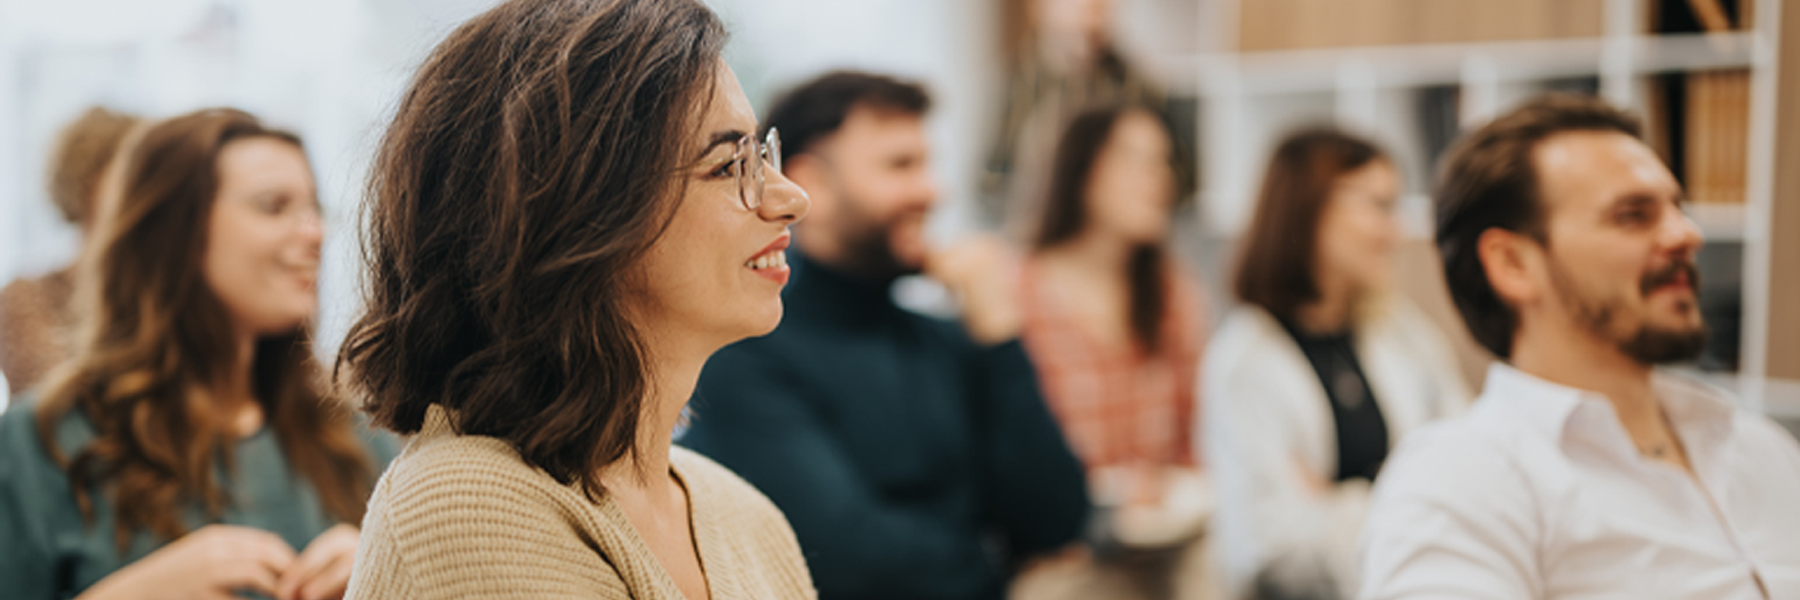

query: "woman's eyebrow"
(696, 129), (746, 160)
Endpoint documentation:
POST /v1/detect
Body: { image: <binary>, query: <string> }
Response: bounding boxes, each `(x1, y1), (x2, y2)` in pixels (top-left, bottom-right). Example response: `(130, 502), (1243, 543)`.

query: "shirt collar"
(1649, 369), (1739, 429)
(1484, 362), (1738, 442)
(1484, 363), (1589, 440)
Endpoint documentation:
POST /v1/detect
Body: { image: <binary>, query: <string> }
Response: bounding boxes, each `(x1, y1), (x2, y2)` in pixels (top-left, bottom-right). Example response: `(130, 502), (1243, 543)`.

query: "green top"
(0, 397), (400, 599)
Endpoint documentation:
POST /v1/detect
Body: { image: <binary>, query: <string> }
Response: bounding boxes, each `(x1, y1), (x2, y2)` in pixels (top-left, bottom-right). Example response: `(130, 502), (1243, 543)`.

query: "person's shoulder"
(0, 399), (49, 471)
(0, 397), (38, 439)
(355, 430), (633, 597)
(1209, 306), (1280, 347)
(369, 427), (572, 524)
(0, 398), (87, 513)
(1360, 401), (1546, 599)
(1204, 306), (1295, 374)
(0, 270), (70, 314)
(383, 426), (536, 482)
(1374, 405), (1532, 504)
(359, 427), (607, 571)
(1652, 372), (1800, 458)
(1728, 407), (1800, 461)
(0, 396), (91, 464)
(1387, 411), (1516, 461)
(0, 274), (42, 305)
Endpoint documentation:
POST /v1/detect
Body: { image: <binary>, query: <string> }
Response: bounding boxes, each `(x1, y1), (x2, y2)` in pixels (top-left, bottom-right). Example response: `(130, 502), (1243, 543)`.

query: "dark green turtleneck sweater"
(681, 251), (1089, 600)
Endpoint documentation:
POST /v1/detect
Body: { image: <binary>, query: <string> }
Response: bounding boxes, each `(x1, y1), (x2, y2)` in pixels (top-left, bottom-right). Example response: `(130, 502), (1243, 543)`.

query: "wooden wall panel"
(1766, 2), (1800, 380)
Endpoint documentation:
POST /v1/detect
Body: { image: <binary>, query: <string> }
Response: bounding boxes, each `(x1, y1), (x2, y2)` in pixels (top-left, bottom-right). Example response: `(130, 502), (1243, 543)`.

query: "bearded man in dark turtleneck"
(679, 71), (1089, 600)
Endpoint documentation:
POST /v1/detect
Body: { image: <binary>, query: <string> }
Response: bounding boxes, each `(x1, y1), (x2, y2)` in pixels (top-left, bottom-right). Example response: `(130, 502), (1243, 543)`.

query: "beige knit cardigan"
(344, 406), (817, 599)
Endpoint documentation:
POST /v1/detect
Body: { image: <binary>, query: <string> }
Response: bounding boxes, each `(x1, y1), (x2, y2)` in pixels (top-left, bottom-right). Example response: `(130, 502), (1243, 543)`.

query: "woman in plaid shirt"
(1015, 104), (1211, 600)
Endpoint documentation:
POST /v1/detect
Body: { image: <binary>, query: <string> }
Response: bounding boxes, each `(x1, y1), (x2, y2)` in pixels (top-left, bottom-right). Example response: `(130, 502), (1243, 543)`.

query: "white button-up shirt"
(1359, 364), (1800, 600)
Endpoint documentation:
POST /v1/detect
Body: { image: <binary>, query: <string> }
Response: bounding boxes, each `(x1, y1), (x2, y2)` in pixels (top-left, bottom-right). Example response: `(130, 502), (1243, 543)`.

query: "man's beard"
(831, 187), (925, 283)
(1548, 255), (1708, 365)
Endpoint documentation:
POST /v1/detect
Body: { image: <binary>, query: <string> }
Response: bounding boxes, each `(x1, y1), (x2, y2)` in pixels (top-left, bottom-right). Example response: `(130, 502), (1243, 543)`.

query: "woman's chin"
(734, 304), (785, 341)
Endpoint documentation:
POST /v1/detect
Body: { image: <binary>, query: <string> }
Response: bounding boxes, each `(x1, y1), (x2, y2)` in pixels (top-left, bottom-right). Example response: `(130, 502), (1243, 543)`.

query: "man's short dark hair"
(763, 71), (931, 160)
(1435, 94), (1643, 359)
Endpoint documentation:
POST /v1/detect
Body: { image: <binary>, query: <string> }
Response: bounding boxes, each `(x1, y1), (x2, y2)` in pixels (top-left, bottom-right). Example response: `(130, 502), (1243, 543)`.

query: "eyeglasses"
(729, 128), (783, 211)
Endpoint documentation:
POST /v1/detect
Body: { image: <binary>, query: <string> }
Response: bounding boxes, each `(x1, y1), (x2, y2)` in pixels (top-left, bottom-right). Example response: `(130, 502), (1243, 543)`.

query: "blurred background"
(0, 0), (1185, 357)
(0, 1), (1791, 405)
(6, 0), (1793, 426)
(3, 1), (1798, 598)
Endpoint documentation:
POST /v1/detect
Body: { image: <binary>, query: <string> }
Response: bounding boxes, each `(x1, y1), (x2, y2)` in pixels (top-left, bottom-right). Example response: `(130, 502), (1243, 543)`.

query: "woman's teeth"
(747, 251), (788, 270)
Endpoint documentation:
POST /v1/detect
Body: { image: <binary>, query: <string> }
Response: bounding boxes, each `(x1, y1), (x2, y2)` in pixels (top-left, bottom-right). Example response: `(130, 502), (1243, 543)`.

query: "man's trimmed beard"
(1547, 254), (1707, 365)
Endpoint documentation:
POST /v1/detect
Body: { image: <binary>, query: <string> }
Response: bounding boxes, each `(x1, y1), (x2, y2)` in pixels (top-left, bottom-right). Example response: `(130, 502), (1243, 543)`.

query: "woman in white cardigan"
(1202, 129), (1472, 600)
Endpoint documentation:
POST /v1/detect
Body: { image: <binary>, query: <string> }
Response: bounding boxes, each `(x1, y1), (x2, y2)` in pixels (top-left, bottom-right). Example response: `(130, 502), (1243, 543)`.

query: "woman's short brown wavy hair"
(335, 0), (727, 499)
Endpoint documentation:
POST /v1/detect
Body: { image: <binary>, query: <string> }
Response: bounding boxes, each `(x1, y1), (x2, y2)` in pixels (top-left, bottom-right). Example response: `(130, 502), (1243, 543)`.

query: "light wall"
(0, 0), (1198, 358)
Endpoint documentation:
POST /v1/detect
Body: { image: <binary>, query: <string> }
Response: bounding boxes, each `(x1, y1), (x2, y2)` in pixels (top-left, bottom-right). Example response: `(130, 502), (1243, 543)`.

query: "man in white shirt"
(1358, 94), (1800, 600)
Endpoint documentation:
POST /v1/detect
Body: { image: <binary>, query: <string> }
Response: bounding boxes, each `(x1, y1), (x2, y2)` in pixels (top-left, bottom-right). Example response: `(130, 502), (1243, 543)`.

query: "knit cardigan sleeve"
(345, 434), (633, 599)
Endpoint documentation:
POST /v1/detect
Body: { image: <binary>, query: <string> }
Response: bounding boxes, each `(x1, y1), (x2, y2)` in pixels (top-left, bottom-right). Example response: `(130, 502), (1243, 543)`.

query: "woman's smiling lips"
(746, 232), (791, 285)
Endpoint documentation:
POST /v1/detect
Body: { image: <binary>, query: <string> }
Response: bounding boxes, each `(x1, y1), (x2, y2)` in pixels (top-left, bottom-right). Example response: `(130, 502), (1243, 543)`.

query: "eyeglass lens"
(740, 128), (782, 211)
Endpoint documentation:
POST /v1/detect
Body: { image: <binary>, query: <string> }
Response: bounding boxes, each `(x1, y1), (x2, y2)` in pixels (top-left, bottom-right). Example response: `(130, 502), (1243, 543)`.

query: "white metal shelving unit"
(1181, 0), (1784, 411)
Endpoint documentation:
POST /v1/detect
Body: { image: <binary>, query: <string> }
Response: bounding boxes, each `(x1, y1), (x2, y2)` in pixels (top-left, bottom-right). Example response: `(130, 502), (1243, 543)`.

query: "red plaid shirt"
(1019, 261), (1206, 469)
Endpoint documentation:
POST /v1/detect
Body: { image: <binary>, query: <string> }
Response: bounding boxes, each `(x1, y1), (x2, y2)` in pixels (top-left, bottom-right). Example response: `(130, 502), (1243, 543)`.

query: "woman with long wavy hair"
(336, 0), (814, 598)
(0, 108), (397, 600)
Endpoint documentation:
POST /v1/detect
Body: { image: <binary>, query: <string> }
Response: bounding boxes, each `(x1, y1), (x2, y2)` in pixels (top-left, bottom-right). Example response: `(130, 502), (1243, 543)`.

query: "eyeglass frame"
(727, 127), (783, 212)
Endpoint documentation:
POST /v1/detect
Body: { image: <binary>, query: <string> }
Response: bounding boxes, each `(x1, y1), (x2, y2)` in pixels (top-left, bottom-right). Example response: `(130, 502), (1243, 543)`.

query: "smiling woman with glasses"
(334, 0), (814, 598)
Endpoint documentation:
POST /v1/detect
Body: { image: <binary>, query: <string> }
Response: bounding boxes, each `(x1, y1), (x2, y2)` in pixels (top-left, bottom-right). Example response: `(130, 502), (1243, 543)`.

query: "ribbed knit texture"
(345, 405), (816, 599)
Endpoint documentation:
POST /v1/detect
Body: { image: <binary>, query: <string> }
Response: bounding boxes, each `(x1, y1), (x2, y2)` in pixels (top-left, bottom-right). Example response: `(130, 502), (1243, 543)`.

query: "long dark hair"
(335, 0), (727, 500)
(1034, 105), (1183, 353)
(1234, 128), (1385, 321)
(36, 109), (374, 550)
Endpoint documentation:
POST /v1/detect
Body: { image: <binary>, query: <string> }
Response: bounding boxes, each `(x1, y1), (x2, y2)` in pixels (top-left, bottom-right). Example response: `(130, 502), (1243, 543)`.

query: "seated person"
(1, 106), (139, 395)
(1205, 129), (1472, 600)
(1360, 95), (1800, 599)
(0, 109), (397, 600)
(680, 71), (1090, 600)
(1016, 104), (1210, 599)
(336, 1), (818, 597)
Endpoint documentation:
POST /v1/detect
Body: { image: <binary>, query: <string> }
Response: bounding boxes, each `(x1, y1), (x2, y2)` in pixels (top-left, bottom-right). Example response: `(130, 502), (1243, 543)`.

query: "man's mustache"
(1640, 259), (1700, 296)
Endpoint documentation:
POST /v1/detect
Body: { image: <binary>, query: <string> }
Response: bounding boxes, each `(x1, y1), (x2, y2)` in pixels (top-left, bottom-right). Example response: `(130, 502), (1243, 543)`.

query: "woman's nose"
(758, 169), (809, 225)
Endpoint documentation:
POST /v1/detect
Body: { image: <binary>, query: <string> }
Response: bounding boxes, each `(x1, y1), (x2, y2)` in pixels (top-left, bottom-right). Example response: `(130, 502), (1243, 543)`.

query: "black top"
(680, 251), (1090, 600)
(1278, 320), (1390, 483)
